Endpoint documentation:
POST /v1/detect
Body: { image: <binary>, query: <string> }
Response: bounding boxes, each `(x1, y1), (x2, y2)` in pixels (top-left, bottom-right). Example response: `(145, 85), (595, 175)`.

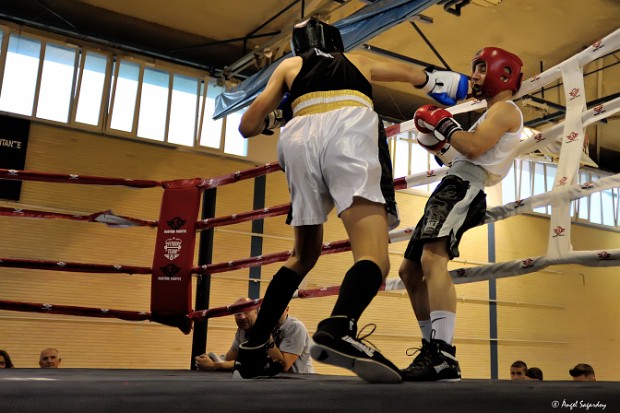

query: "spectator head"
(510, 360), (528, 380)
(39, 348), (61, 368)
(510, 360), (527, 380)
(0, 349), (15, 368)
(525, 367), (543, 381)
(569, 363), (596, 381)
(232, 297), (258, 332)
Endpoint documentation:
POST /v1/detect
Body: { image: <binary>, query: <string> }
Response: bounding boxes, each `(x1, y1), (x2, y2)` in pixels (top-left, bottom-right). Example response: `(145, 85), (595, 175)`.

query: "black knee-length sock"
(331, 260), (383, 321)
(246, 266), (303, 346)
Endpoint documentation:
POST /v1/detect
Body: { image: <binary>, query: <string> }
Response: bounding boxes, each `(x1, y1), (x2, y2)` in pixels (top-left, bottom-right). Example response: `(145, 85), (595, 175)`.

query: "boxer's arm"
(239, 60), (290, 138)
(347, 53), (427, 85)
(348, 54), (467, 105)
(450, 101), (520, 158)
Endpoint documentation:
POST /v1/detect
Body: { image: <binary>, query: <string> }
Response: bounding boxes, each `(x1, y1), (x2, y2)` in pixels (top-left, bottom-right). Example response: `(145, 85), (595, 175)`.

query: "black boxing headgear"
(291, 17), (344, 56)
(471, 47), (523, 99)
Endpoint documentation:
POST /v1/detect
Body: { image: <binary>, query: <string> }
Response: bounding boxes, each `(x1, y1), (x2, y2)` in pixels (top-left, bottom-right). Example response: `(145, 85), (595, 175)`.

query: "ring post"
(190, 187), (217, 369)
(151, 178), (202, 334)
(249, 175), (266, 299)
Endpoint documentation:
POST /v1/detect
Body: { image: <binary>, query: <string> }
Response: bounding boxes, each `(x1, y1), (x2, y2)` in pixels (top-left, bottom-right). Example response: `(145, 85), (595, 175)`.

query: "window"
(0, 34), (41, 115)
(75, 51), (108, 126)
(601, 188), (615, 226)
(518, 160), (533, 200)
(532, 162), (547, 214)
(590, 176), (603, 225)
(545, 164), (557, 215)
(109, 60), (140, 132)
(137, 67), (169, 141)
(200, 79), (224, 149)
(168, 74), (199, 146)
(0, 27), (276, 162)
(502, 162), (517, 204)
(393, 132), (411, 179)
(577, 171), (589, 220)
(503, 160), (618, 228)
(223, 108), (247, 156)
(37, 43), (77, 122)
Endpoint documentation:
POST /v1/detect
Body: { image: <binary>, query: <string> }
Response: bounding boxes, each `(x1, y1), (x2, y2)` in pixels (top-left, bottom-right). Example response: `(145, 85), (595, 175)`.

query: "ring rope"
(1, 29), (619, 327)
(0, 169), (162, 187)
(0, 299), (150, 321)
(0, 257), (151, 274)
(0, 162), (282, 191)
(196, 203), (290, 230)
(192, 239), (352, 275)
(0, 206), (157, 227)
(197, 161), (281, 189)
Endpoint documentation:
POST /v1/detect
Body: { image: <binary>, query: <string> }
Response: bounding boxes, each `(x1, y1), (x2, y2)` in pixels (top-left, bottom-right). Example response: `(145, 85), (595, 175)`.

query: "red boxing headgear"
(471, 47), (523, 99)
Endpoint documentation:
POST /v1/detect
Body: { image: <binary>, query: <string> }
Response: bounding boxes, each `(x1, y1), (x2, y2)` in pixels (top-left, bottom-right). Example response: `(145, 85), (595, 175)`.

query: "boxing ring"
(1, 28), (620, 413)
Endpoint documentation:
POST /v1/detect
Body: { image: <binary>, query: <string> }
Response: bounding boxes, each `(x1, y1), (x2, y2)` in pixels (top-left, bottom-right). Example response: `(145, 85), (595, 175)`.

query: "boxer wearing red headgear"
(400, 47), (524, 382)
(471, 47), (523, 100)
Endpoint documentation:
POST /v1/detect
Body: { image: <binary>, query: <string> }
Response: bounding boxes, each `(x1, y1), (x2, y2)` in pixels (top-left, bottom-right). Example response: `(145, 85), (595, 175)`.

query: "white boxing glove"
(262, 109), (284, 135)
(434, 143), (457, 167)
(417, 132), (446, 152)
(417, 67), (469, 106)
(417, 132), (458, 167)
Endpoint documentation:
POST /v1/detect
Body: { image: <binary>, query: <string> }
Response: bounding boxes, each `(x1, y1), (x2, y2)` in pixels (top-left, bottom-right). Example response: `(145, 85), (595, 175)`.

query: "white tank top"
(452, 100), (523, 187)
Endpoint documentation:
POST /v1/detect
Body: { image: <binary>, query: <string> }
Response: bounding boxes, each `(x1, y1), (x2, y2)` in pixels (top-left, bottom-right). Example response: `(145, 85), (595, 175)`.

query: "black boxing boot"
(232, 341), (283, 379)
(310, 316), (401, 384)
(401, 338), (461, 382)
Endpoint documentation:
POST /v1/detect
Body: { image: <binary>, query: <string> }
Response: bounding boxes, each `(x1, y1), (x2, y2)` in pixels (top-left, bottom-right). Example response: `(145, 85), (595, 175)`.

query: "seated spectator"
(525, 367), (543, 381)
(195, 298), (313, 373)
(569, 363), (596, 381)
(510, 360), (528, 380)
(0, 349), (15, 368)
(39, 348), (61, 368)
(268, 305), (314, 373)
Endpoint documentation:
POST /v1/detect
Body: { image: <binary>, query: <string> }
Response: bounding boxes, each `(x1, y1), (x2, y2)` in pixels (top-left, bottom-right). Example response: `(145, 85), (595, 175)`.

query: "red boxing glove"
(414, 105), (462, 142)
(413, 104), (438, 133)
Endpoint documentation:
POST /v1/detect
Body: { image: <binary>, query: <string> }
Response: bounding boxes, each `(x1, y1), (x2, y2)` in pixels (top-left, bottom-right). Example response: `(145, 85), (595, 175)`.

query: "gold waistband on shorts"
(291, 90), (373, 117)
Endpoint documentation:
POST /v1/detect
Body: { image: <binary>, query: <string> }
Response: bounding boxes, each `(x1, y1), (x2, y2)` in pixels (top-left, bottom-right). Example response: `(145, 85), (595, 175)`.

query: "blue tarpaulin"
(213, 0), (440, 119)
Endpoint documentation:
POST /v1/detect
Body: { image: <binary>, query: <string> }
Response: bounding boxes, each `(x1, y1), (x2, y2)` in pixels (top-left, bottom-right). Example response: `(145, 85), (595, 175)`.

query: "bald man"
(39, 348), (61, 368)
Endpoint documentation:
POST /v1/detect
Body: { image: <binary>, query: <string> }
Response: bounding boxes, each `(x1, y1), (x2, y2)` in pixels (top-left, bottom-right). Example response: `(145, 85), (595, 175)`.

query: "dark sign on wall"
(0, 116), (30, 201)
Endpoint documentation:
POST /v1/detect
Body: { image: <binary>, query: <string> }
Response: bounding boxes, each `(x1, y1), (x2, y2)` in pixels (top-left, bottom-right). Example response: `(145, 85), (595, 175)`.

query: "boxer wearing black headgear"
(291, 17), (344, 56)
(236, 15), (469, 384)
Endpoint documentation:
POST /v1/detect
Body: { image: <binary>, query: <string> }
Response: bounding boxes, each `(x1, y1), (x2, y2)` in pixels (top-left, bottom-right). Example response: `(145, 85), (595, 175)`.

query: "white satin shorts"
(277, 106), (385, 226)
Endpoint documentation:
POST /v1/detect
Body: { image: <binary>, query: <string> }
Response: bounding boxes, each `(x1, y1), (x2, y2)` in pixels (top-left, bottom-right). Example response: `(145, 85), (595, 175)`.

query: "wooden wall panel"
(493, 215), (620, 381)
(1, 121), (619, 381)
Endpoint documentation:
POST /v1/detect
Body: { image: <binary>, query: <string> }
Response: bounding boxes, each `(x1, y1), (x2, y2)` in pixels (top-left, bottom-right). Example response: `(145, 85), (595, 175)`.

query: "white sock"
(418, 319), (432, 342)
(430, 311), (456, 345)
